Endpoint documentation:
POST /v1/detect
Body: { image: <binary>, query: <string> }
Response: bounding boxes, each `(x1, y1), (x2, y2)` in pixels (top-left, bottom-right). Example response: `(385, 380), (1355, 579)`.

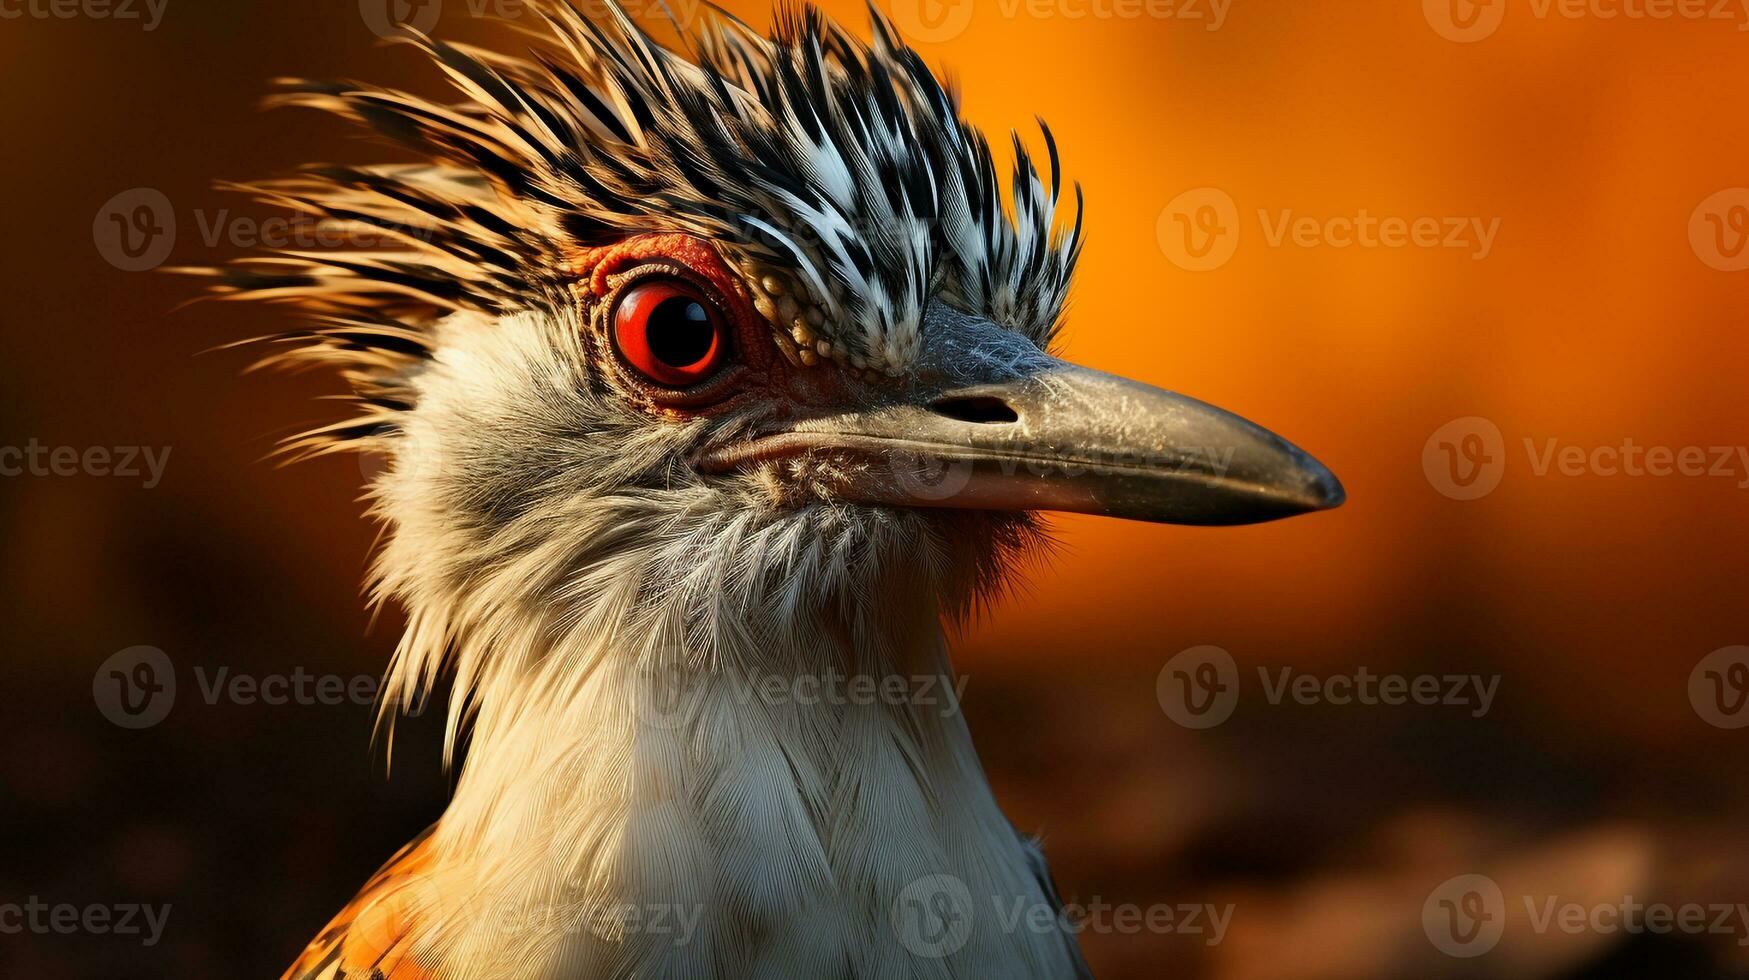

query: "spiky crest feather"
(198, 0), (1080, 455)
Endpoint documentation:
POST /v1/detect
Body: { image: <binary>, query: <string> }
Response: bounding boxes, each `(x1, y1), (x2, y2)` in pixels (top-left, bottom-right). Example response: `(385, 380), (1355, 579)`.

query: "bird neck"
(409, 560), (1075, 975)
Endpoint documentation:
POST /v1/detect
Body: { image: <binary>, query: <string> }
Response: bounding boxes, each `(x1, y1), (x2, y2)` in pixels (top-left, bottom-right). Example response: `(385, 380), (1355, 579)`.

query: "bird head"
(205, 2), (1341, 714)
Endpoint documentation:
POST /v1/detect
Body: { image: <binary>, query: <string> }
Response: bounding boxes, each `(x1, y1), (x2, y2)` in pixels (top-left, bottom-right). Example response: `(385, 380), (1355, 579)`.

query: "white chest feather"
(405, 609), (1085, 979)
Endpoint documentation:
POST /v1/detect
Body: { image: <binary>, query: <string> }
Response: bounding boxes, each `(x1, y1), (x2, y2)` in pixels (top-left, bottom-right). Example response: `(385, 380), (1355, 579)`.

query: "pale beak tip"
(1300, 457), (1346, 513)
(1225, 437), (1345, 523)
(1258, 444), (1345, 519)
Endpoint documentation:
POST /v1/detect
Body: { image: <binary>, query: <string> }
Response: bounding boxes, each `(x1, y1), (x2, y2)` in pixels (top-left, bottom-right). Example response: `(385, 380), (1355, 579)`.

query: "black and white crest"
(200, 0), (1082, 452)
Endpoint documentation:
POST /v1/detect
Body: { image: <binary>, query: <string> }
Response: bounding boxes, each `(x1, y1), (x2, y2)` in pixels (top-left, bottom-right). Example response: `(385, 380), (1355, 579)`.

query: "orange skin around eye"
(567, 234), (772, 366)
(567, 234), (735, 298)
(565, 234), (860, 421)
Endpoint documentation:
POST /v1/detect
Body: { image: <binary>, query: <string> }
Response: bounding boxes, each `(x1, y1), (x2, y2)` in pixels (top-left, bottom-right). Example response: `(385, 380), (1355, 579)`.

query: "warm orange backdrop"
(3, 1), (1748, 977)
(820, 0), (1749, 737)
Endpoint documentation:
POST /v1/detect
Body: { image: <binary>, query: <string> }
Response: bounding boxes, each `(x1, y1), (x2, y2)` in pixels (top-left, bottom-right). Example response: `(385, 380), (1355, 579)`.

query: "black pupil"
(646, 296), (715, 368)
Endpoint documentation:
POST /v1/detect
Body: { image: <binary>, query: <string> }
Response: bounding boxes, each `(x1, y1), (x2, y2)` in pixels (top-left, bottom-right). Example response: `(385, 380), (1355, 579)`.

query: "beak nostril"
(928, 395), (1020, 425)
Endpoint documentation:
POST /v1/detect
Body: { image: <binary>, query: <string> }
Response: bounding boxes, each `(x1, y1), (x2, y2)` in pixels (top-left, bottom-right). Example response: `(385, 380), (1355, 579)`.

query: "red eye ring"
(611, 278), (731, 388)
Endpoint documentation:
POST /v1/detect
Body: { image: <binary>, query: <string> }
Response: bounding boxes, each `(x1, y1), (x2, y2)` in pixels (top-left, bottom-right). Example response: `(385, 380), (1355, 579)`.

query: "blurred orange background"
(2, 0), (1748, 976)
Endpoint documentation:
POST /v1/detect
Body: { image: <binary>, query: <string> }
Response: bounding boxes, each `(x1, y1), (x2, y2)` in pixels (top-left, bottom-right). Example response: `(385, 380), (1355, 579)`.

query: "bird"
(202, 2), (1343, 977)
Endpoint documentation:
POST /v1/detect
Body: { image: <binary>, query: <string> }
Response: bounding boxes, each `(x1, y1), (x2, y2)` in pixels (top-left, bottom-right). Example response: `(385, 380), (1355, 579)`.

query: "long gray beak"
(702, 357), (1344, 526)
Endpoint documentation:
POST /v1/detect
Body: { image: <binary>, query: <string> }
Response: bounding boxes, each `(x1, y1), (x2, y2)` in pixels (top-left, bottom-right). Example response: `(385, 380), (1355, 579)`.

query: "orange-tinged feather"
(283, 828), (439, 980)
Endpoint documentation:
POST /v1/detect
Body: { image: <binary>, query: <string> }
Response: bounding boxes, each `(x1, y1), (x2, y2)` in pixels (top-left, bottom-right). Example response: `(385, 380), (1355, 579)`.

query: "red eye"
(612, 279), (730, 387)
